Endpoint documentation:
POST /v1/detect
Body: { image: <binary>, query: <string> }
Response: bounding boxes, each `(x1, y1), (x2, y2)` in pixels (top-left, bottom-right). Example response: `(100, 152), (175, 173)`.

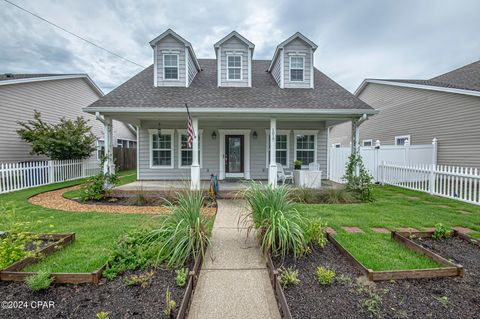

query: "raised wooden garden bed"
(0, 232), (106, 284)
(177, 250), (204, 319)
(266, 253), (293, 319)
(328, 232), (464, 281)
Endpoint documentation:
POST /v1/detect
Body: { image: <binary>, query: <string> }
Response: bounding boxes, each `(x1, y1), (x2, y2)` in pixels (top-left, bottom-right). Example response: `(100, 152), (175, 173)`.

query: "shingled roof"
(87, 59), (373, 111)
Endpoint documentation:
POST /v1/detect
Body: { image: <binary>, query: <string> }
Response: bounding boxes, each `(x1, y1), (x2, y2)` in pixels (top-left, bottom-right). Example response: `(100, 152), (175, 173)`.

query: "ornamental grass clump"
(144, 190), (211, 268)
(242, 182), (308, 258)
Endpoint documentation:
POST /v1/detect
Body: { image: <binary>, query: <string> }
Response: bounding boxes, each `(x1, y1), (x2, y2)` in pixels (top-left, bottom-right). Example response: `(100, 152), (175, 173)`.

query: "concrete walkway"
(188, 200), (281, 319)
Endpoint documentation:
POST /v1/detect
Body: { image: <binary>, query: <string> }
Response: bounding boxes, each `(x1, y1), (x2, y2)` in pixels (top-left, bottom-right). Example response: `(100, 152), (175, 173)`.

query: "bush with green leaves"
(305, 218), (328, 248)
(433, 223), (450, 239)
(17, 110), (96, 160)
(144, 190), (211, 268)
(124, 270), (154, 288)
(316, 266), (336, 285)
(25, 270), (53, 291)
(279, 267), (300, 288)
(343, 153), (374, 202)
(241, 182), (308, 258)
(175, 268), (189, 287)
(80, 156), (118, 201)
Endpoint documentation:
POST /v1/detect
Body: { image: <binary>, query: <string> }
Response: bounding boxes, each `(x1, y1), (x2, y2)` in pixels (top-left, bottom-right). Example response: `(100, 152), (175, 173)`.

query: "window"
(395, 135), (411, 146)
(178, 130), (203, 168)
(294, 131), (317, 167)
(163, 54), (179, 80)
(290, 56), (304, 81)
(266, 130), (290, 167)
(117, 139), (137, 148)
(227, 55), (242, 80)
(150, 129), (174, 168)
(362, 139), (373, 147)
(96, 139), (104, 160)
(333, 143), (341, 148)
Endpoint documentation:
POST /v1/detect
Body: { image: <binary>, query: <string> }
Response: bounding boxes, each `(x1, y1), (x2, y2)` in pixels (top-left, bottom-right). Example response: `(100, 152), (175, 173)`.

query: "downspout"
(95, 112), (106, 124)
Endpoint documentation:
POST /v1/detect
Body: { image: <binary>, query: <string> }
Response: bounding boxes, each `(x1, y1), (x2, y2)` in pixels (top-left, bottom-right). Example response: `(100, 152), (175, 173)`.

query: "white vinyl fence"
(380, 163), (480, 205)
(0, 159), (101, 194)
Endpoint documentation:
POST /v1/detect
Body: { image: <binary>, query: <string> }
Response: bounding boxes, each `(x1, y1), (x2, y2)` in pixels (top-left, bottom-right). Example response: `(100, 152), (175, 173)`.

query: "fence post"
(431, 138), (438, 165)
(48, 160), (54, 184)
(429, 163), (435, 194)
(380, 161), (385, 185)
(404, 139), (410, 165)
(82, 159), (86, 178)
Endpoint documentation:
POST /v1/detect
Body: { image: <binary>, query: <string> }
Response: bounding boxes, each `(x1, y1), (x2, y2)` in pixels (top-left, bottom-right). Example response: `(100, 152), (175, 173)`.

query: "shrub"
(316, 266), (335, 285)
(305, 218), (328, 248)
(163, 287), (176, 318)
(124, 270), (154, 288)
(279, 267), (300, 288)
(175, 268), (189, 287)
(343, 153), (374, 202)
(144, 190), (211, 268)
(80, 156), (118, 201)
(293, 188), (358, 204)
(433, 223), (449, 239)
(25, 270), (53, 291)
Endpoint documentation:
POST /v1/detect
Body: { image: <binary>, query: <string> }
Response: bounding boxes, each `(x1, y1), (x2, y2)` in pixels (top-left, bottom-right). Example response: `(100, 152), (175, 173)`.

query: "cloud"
(1, 0), (479, 93)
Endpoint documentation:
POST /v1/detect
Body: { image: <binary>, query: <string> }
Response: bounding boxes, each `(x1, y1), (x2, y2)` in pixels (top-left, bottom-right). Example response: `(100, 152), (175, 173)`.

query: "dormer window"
(163, 54), (179, 80)
(290, 56), (304, 82)
(228, 55), (242, 80)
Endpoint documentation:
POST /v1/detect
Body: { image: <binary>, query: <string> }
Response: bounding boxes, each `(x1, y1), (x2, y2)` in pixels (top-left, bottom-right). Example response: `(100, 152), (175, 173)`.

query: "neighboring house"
(84, 29), (375, 188)
(329, 59), (480, 168)
(0, 74), (136, 162)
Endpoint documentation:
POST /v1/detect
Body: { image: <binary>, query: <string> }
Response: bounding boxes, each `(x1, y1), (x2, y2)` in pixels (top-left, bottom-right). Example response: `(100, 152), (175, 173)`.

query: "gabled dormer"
(149, 29), (201, 87)
(268, 32), (318, 89)
(214, 31), (255, 87)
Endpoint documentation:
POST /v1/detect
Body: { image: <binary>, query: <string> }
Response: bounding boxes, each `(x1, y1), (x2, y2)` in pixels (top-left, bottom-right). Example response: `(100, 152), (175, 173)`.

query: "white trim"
(293, 130), (318, 168)
(217, 46), (221, 87)
(177, 129), (203, 168)
(148, 128), (174, 169)
(268, 32), (318, 72)
(185, 47), (189, 87)
(265, 129), (291, 168)
(280, 49), (285, 89)
(395, 135), (411, 146)
(163, 54), (179, 81)
(355, 79), (480, 98)
(0, 74), (104, 96)
(248, 48), (252, 87)
(219, 129), (251, 180)
(214, 31), (255, 50)
(227, 55), (243, 81)
(153, 46), (158, 87)
(136, 125), (140, 179)
(362, 139), (373, 147)
(289, 56), (305, 82)
(310, 48), (314, 88)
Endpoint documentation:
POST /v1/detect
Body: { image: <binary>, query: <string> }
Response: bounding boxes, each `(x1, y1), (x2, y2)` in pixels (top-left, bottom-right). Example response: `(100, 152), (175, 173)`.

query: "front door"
(225, 135), (244, 177)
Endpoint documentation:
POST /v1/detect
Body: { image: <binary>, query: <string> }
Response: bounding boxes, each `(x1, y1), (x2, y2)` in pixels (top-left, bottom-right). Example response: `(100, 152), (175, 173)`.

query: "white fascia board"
(355, 79), (480, 98)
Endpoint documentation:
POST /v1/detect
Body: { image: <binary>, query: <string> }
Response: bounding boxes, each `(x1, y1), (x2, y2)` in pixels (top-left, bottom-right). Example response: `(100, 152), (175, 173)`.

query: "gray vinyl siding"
(328, 122), (352, 147)
(155, 34), (186, 87)
(283, 38), (312, 89)
(357, 83), (480, 168)
(0, 78), (135, 162)
(138, 120), (327, 180)
(187, 50), (198, 86)
(219, 36), (249, 87)
(271, 55), (281, 87)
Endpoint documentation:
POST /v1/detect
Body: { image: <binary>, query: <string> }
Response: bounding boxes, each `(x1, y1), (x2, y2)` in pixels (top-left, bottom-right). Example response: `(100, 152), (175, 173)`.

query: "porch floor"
(114, 180), (267, 192)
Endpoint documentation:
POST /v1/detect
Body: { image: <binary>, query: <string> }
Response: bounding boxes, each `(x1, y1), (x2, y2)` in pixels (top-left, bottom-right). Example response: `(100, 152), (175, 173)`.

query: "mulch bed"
(0, 267), (186, 319)
(273, 238), (480, 318)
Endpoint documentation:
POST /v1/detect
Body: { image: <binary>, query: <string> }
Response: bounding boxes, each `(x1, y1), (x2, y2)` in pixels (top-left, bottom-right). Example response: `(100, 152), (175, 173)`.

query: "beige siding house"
(0, 74), (136, 162)
(329, 60), (480, 168)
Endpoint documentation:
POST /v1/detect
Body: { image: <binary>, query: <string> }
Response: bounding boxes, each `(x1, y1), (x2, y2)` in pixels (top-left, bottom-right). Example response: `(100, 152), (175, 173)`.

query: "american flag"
(186, 103), (195, 148)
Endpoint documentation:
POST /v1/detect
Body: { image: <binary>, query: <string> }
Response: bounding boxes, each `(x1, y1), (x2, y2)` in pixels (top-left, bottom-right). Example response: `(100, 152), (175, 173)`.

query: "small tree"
(17, 110), (96, 160)
(343, 153), (374, 202)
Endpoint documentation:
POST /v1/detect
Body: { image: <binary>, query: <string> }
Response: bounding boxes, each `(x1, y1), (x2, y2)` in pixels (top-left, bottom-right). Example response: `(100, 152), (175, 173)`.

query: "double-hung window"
(266, 130), (290, 167)
(150, 129), (174, 168)
(163, 54), (179, 80)
(294, 131), (317, 167)
(290, 56), (304, 81)
(395, 135), (411, 146)
(178, 130), (202, 168)
(227, 55), (242, 80)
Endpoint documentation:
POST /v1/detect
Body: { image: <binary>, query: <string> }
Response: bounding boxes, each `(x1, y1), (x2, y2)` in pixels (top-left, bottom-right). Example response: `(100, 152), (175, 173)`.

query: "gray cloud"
(1, 0), (479, 93)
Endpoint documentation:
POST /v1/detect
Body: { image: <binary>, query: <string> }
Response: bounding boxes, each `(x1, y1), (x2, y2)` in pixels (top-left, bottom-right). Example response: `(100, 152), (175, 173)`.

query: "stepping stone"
(343, 227), (363, 233)
(398, 227), (419, 233)
(323, 227), (336, 234)
(457, 210), (471, 215)
(453, 227), (473, 234)
(371, 228), (389, 233)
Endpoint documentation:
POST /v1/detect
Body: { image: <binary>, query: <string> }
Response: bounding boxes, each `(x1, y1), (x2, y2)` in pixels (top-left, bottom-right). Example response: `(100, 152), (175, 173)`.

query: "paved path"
(188, 200), (281, 319)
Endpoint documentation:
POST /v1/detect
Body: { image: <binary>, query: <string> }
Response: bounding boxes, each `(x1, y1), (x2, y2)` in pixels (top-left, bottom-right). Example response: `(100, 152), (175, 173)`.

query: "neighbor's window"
(362, 139), (373, 147)
(96, 139), (105, 160)
(179, 131), (202, 168)
(163, 54), (179, 80)
(395, 135), (411, 146)
(228, 55), (242, 80)
(333, 143), (341, 148)
(267, 132), (289, 167)
(290, 56), (304, 81)
(295, 132), (316, 166)
(151, 130), (174, 167)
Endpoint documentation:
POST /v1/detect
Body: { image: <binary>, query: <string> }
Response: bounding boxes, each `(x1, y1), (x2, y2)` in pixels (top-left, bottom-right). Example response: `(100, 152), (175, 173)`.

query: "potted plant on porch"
(294, 160), (302, 170)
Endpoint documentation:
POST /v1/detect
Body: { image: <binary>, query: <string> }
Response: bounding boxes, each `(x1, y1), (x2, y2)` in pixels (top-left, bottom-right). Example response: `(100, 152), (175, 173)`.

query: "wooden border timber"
(176, 249), (205, 319)
(327, 232), (464, 281)
(265, 253), (293, 319)
(452, 230), (480, 246)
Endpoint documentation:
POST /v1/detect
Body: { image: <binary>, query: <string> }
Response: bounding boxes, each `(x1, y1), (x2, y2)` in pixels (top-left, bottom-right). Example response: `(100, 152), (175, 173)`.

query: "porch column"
(351, 119), (360, 176)
(103, 116), (115, 175)
(191, 117), (201, 190)
(268, 118), (277, 187)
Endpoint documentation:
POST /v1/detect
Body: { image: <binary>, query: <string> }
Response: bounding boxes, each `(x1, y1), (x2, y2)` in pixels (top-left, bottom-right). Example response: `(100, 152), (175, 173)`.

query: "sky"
(1, 0), (479, 93)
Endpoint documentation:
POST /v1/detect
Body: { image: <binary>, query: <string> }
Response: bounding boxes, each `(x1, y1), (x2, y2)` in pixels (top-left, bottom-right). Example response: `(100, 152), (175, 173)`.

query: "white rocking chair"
(277, 163), (293, 184)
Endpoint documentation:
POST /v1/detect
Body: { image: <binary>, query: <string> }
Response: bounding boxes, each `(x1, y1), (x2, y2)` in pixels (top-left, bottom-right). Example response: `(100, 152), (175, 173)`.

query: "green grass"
(0, 170), (164, 273)
(332, 232), (442, 271)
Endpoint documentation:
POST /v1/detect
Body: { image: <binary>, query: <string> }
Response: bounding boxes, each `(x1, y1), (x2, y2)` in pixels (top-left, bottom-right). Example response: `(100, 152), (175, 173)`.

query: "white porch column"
(268, 118), (277, 187)
(103, 116), (115, 175)
(351, 120), (360, 156)
(191, 117), (200, 190)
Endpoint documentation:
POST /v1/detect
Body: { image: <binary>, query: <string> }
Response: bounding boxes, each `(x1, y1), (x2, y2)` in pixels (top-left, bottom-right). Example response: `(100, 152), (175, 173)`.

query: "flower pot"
(294, 165), (301, 170)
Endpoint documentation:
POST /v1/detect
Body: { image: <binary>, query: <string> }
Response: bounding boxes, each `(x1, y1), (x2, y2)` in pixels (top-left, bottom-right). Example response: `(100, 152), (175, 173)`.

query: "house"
(0, 74), (136, 162)
(84, 29), (376, 189)
(329, 59), (480, 168)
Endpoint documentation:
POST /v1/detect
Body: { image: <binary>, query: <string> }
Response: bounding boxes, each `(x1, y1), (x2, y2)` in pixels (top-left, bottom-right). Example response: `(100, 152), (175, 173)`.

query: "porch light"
(211, 131), (217, 140)
(252, 131), (258, 139)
